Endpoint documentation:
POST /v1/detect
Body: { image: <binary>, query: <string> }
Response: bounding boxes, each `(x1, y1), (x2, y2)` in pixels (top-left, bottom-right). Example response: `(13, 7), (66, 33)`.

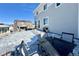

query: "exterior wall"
(48, 3), (78, 38)
(34, 4), (45, 29)
(34, 3), (52, 29)
(34, 3), (78, 38)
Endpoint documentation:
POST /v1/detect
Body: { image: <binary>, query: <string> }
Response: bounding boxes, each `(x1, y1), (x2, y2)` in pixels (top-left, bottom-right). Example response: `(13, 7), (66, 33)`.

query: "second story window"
(44, 4), (47, 10)
(36, 11), (38, 15)
(43, 18), (48, 25)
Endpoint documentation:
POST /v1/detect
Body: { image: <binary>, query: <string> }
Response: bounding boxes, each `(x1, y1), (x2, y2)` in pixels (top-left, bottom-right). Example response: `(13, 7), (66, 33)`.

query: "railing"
(74, 38), (79, 40)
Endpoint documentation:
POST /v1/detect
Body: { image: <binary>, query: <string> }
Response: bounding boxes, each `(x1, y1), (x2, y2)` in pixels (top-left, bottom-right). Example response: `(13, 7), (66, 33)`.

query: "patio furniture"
(45, 32), (76, 56)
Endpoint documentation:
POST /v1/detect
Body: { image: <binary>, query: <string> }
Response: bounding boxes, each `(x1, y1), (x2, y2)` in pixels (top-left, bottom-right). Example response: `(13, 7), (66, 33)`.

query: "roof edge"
(33, 4), (42, 13)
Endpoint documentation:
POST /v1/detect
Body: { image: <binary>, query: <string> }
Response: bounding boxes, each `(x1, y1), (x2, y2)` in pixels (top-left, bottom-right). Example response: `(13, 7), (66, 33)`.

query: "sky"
(0, 3), (39, 24)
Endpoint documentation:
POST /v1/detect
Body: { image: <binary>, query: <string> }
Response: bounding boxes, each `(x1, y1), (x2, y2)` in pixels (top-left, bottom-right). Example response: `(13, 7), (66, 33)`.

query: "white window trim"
(47, 3), (53, 8)
(55, 3), (62, 8)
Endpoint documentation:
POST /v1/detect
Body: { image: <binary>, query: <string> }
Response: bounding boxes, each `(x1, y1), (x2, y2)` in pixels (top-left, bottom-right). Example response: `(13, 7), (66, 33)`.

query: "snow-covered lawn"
(0, 30), (42, 56)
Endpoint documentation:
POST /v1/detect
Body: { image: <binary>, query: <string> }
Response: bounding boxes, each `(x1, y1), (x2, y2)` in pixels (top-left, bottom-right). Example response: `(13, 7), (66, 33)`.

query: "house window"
(36, 11), (38, 15)
(35, 20), (37, 28)
(56, 3), (61, 7)
(44, 4), (47, 10)
(43, 18), (48, 25)
(38, 20), (40, 28)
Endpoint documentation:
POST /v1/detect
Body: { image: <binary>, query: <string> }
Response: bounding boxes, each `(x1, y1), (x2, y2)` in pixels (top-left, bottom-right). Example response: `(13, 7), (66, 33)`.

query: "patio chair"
(51, 32), (76, 56)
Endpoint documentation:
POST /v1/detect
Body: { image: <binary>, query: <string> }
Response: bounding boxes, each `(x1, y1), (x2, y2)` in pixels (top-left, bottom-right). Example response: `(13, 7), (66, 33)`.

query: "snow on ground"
(0, 29), (79, 56)
(73, 39), (79, 56)
(32, 29), (45, 38)
(0, 30), (39, 55)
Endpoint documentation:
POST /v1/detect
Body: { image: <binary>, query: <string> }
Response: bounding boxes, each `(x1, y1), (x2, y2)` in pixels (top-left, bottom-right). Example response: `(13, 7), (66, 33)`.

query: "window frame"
(43, 4), (47, 11)
(38, 20), (40, 28)
(55, 3), (62, 8)
(36, 11), (38, 15)
(43, 17), (48, 25)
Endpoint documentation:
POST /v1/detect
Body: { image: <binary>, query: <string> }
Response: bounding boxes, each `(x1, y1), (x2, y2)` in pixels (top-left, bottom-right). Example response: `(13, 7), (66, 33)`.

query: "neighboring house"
(33, 3), (78, 38)
(14, 20), (34, 31)
(0, 23), (9, 36)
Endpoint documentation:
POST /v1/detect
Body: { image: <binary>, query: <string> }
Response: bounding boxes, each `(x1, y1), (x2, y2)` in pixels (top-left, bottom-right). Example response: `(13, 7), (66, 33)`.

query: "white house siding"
(34, 4), (46, 29)
(48, 3), (78, 38)
(34, 4), (52, 30)
(34, 3), (78, 38)
(34, 3), (79, 55)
